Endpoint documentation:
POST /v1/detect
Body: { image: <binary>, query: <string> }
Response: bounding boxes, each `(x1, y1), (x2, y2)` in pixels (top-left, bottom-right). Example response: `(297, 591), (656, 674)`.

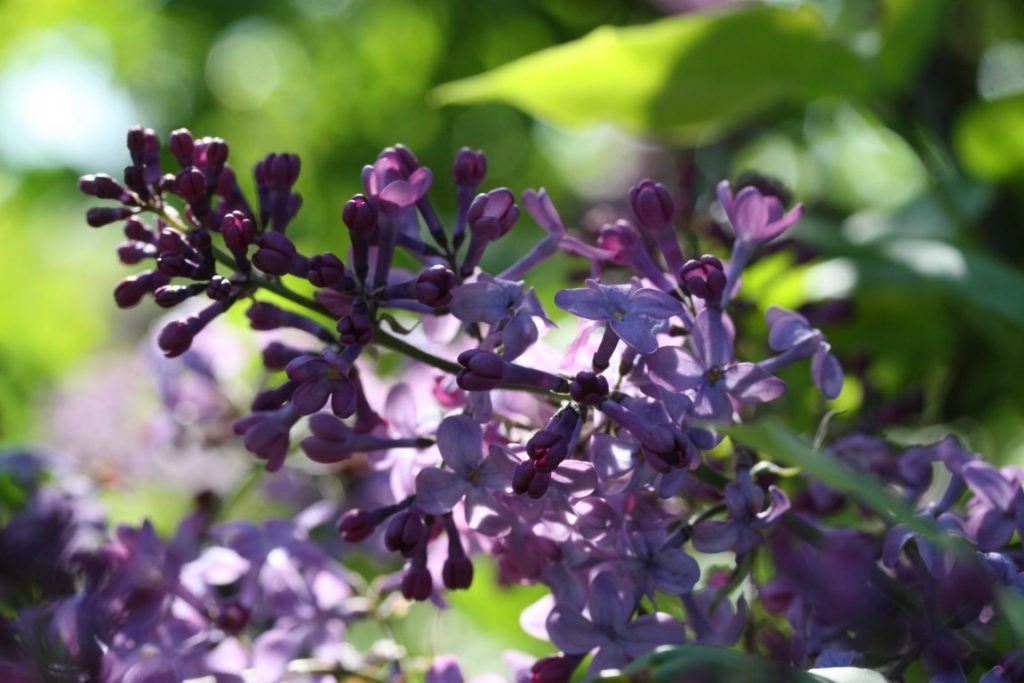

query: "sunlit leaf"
(955, 95), (1024, 181)
(434, 7), (871, 142)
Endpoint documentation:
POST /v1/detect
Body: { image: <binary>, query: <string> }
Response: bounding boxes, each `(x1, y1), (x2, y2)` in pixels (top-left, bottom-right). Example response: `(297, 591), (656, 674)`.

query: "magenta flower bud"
(629, 179), (675, 229)
(453, 147), (486, 187)
(113, 270), (169, 308)
(337, 509), (377, 543)
(86, 206), (132, 228)
(569, 371), (609, 406)
(168, 128), (194, 167)
(456, 349), (504, 391)
(117, 241), (156, 265)
(342, 194), (376, 236)
(176, 167), (207, 201)
(252, 231), (297, 276)
(467, 188), (519, 241)
(337, 313), (372, 346)
(123, 216), (154, 243)
(415, 266), (457, 307)
(384, 510), (425, 556)
(220, 211), (255, 252)
(401, 566), (432, 602)
(680, 255), (726, 304)
(308, 253), (347, 288)
(442, 555), (474, 590)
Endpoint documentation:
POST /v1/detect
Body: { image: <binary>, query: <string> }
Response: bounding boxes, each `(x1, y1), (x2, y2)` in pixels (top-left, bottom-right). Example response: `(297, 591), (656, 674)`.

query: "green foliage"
(434, 6), (872, 143)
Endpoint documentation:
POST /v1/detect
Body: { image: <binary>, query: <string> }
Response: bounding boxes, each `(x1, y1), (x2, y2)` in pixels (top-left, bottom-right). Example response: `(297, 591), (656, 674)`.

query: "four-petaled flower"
(555, 279), (682, 354)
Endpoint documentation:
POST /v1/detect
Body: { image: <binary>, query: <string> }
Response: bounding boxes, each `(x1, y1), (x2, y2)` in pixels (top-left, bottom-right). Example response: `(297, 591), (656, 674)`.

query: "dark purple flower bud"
(641, 425), (688, 473)
(123, 164), (150, 199)
(117, 240), (156, 264)
(154, 283), (204, 308)
(123, 216), (154, 242)
(384, 510), (426, 556)
(216, 602), (249, 635)
(233, 409), (294, 471)
(512, 460), (552, 499)
(467, 188), (519, 241)
(401, 566), (433, 602)
(157, 301), (226, 358)
(530, 655), (581, 683)
(262, 342), (306, 371)
(337, 313), (372, 346)
(206, 275), (233, 300)
(168, 128), (194, 167)
(86, 206), (132, 228)
(301, 413), (356, 463)
(442, 555), (474, 590)
(308, 253), (347, 288)
(156, 251), (198, 278)
(679, 255), (726, 304)
(176, 168), (207, 201)
(526, 430), (564, 463)
(252, 231), (298, 276)
(453, 147), (486, 187)
(220, 211), (255, 252)
(78, 173), (125, 200)
(415, 266), (457, 307)
(113, 270), (169, 308)
(247, 301), (334, 342)
(126, 125), (147, 165)
(251, 381), (296, 411)
(456, 349), (504, 391)
(569, 371), (608, 405)
(342, 194), (377, 236)
(629, 179), (675, 229)
(338, 509), (376, 542)
(266, 153), (300, 190)
(205, 139), (229, 169)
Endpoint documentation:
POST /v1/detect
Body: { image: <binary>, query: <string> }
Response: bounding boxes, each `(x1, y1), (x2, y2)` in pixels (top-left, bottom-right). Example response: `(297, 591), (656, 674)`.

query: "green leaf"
(590, 644), (824, 683)
(954, 94), (1024, 181)
(433, 7), (871, 142)
(873, 0), (950, 92)
(997, 588), (1024, 648)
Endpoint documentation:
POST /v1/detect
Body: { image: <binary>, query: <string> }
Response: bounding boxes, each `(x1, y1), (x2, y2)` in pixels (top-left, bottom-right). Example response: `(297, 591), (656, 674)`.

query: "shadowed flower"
(555, 280), (681, 354)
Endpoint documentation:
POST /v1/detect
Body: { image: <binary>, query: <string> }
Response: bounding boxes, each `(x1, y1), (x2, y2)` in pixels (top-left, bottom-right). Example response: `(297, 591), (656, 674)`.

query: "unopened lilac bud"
(442, 555), (474, 590)
(337, 509), (378, 543)
(221, 212), (255, 252)
(123, 216), (154, 243)
(679, 255), (726, 304)
(251, 382), (296, 411)
(176, 168), (206, 201)
(158, 320), (195, 358)
(216, 602), (249, 635)
(126, 125), (147, 165)
(266, 152), (300, 189)
(467, 188), (519, 241)
(262, 342), (305, 371)
(308, 253), (347, 288)
(86, 207), (132, 228)
(301, 413), (355, 463)
(530, 655), (580, 683)
(641, 425), (687, 473)
(453, 147), (486, 187)
(123, 165), (149, 199)
(512, 460), (551, 498)
(168, 128), (194, 167)
(384, 510), (425, 556)
(252, 232), (297, 276)
(342, 194), (376, 236)
(401, 566), (432, 601)
(629, 179), (675, 229)
(205, 138), (229, 169)
(415, 266), (456, 307)
(206, 276), (233, 301)
(156, 252), (196, 278)
(337, 313), (372, 346)
(526, 430), (564, 463)
(78, 173), (125, 200)
(113, 270), (169, 308)
(117, 241), (156, 265)
(456, 349), (504, 391)
(154, 284), (202, 308)
(569, 371), (609, 405)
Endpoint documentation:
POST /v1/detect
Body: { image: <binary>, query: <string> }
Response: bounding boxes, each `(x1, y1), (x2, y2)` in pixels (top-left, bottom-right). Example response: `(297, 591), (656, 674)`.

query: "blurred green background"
(3, 0), (1024, 675)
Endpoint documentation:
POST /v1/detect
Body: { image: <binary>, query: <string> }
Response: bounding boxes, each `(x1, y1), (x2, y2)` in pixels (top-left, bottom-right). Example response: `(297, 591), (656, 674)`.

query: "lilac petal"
(814, 650), (858, 668)
(591, 434), (639, 487)
(437, 415), (483, 473)
(520, 594), (555, 640)
(731, 186), (768, 241)
(285, 355), (327, 382)
(251, 629), (302, 683)
(968, 507), (1017, 551)
(188, 547), (251, 586)
(761, 204), (802, 242)
(560, 236), (617, 260)
(588, 572), (633, 631)
(812, 351), (844, 400)
(693, 308), (733, 367)
(425, 655), (464, 683)
(378, 180), (420, 213)
(330, 377), (357, 418)
(415, 468), (471, 515)
(963, 461), (1017, 511)
(691, 520), (740, 553)
(725, 363), (785, 404)
(450, 282), (510, 324)
(522, 188), (565, 236)
(291, 378), (331, 415)
(588, 645), (630, 676)
(611, 316), (659, 354)
(622, 613), (686, 656)
(546, 605), (605, 654)
(692, 383), (733, 421)
(385, 383), (417, 436)
(645, 347), (704, 392)
(501, 310), (538, 360)
(766, 307), (814, 351)
(756, 486), (791, 525)
(628, 288), (683, 319)
(551, 460), (598, 498)
(463, 488), (511, 537)
(651, 548), (700, 595)
(716, 180), (735, 225)
(881, 524), (914, 567)
(554, 287), (611, 320)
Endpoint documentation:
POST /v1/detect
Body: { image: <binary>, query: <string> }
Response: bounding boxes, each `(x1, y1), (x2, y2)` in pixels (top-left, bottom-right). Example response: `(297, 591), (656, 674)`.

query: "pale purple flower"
(450, 275), (553, 360)
(284, 351), (356, 417)
(963, 462), (1024, 551)
(691, 469), (790, 556)
(555, 280), (682, 354)
(764, 306), (843, 400)
(717, 180), (802, 245)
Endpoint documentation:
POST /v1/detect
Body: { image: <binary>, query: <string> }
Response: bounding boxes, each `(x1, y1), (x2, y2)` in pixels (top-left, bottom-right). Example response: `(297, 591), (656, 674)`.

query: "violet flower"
(555, 279), (682, 355)
(284, 351), (357, 417)
(760, 306), (844, 400)
(691, 469), (790, 556)
(450, 275), (553, 361)
(962, 461), (1024, 551)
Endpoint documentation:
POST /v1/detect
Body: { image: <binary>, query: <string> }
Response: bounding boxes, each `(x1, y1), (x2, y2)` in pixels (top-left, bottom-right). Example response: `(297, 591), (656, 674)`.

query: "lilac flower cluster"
(66, 127), (1024, 682)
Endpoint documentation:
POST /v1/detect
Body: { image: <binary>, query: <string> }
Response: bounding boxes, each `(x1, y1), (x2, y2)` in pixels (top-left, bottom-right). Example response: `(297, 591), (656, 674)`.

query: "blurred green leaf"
(593, 644), (825, 683)
(955, 95), (1024, 181)
(873, 0), (950, 92)
(997, 588), (1024, 649)
(434, 7), (871, 142)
